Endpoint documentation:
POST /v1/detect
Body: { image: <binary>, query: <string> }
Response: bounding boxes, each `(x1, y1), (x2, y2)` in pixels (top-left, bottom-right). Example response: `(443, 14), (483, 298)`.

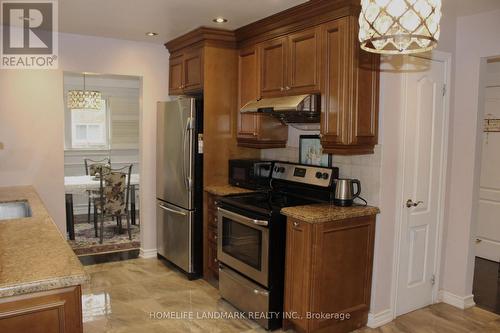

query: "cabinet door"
(284, 218), (312, 332)
(0, 286), (83, 333)
(320, 17), (349, 146)
(183, 48), (203, 92)
(350, 44), (380, 149)
(259, 37), (287, 97)
(309, 217), (376, 332)
(169, 53), (184, 95)
(287, 27), (321, 94)
(238, 47), (260, 140)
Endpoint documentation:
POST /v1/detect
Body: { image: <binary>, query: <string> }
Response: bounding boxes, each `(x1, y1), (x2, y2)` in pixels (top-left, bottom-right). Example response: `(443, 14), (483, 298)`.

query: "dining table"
(64, 174), (140, 240)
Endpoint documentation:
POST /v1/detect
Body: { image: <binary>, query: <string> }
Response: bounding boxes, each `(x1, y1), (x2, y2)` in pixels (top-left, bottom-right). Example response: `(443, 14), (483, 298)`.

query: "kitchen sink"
(0, 200), (32, 221)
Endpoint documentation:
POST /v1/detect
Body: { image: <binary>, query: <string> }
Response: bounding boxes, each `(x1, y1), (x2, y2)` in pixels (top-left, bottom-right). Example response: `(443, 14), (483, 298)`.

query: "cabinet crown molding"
(164, 27), (236, 54)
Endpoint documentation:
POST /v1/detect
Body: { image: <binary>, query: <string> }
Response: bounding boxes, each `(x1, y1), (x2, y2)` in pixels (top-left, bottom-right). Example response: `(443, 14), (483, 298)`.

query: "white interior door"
(476, 86), (500, 262)
(396, 55), (447, 316)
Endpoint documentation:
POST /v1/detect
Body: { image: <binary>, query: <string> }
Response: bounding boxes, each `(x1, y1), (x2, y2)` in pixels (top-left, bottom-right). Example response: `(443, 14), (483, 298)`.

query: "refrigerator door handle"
(182, 118), (191, 191)
(158, 203), (187, 216)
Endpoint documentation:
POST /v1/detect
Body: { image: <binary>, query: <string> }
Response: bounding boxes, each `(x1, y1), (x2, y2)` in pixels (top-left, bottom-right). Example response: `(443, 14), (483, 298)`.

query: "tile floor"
(82, 258), (500, 333)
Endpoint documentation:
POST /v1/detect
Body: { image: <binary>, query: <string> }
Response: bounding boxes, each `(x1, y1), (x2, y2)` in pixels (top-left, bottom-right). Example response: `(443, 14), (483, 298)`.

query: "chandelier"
(67, 73), (102, 110)
(359, 0), (442, 55)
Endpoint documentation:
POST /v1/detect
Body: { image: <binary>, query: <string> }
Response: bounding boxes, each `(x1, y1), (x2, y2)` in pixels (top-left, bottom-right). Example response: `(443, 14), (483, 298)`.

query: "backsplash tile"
(261, 143), (382, 206)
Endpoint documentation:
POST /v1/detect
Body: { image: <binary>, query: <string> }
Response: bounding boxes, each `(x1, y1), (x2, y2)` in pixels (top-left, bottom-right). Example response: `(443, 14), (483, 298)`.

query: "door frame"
(390, 50), (452, 318)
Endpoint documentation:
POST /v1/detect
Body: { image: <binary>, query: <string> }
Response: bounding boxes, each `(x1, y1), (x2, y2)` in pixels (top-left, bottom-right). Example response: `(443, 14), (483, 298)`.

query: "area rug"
(68, 218), (140, 256)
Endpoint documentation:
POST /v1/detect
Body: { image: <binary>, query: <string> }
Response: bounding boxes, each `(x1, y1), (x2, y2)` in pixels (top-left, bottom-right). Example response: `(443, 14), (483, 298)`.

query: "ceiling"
(59, 0), (307, 44)
(58, 0), (500, 45)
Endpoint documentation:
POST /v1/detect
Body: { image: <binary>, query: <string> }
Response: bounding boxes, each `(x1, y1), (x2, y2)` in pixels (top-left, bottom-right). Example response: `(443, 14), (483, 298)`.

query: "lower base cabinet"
(283, 216), (376, 333)
(204, 193), (220, 285)
(0, 286), (83, 333)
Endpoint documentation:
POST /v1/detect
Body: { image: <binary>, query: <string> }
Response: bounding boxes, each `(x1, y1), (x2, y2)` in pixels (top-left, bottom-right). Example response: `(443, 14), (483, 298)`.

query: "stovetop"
(220, 162), (338, 216)
(219, 191), (324, 216)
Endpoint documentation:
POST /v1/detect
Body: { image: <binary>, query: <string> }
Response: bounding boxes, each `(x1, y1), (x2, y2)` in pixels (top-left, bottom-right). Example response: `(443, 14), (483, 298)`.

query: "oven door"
(217, 207), (269, 287)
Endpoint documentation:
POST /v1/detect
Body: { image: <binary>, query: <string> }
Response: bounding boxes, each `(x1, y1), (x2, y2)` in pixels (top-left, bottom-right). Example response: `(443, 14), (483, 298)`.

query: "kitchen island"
(0, 186), (88, 333)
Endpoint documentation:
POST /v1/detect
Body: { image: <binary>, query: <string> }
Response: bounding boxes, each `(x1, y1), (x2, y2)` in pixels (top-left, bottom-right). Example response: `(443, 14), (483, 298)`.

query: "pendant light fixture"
(67, 73), (102, 110)
(359, 0), (442, 55)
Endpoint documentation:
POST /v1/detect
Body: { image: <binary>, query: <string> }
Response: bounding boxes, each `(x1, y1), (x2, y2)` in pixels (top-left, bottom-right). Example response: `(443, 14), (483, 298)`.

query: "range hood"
(240, 94), (319, 123)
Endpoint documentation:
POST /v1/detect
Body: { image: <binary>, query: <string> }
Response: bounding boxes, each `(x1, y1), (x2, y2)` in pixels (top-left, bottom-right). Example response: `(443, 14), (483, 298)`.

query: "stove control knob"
(274, 166), (279, 172)
(315, 172), (322, 179)
(322, 173), (329, 180)
(278, 167), (285, 173)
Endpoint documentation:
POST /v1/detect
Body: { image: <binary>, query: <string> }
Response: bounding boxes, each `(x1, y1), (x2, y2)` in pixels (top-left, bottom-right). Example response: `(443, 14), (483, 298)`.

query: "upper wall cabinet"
(287, 27), (321, 95)
(320, 16), (380, 155)
(168, 47), (203, 95)
(259, 27), (321, 98)
(238, 46), (288, 148)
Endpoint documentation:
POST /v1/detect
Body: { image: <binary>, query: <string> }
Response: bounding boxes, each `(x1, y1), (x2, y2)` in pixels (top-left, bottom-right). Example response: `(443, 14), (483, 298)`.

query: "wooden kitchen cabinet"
(0, 286), (83, 333)
(238, 46), (288, 148)
(320, 16), (380, 155)
(258, 28), (321, 98)
(287, 27), (321, 94)
(204, 193), (219, 284)
(168, 47), (203, 95)
(259, 37), (287, 97)
(168, 53), (184, 95)
(283, 215), (376, 333)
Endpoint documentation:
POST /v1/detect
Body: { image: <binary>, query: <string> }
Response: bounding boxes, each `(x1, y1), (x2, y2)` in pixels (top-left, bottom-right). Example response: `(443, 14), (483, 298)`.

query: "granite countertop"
(0, 186), (88, 298)
(281, 203), (380, 224)
(204, 184), (255, 197)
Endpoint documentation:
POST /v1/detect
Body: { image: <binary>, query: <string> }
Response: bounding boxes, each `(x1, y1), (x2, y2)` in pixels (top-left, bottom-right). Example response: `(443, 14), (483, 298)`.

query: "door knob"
(406, 199), (423, 208)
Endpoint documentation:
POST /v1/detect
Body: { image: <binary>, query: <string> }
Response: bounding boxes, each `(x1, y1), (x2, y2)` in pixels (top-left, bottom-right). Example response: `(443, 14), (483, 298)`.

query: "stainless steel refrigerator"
(156, 97), (203, 279)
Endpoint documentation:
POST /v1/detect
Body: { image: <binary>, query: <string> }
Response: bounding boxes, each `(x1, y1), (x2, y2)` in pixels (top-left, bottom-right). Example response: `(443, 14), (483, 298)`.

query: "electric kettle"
(333, 179), (361, 206)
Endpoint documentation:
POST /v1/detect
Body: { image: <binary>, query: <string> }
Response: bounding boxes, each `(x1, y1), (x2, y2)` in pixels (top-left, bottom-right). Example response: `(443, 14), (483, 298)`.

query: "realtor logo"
(1, 0), (58, 69)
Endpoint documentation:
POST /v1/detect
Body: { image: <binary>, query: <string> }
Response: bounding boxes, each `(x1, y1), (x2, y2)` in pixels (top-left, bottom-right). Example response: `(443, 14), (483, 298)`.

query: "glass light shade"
(67, 90), (103, 110)
(359, 0), (442, 54)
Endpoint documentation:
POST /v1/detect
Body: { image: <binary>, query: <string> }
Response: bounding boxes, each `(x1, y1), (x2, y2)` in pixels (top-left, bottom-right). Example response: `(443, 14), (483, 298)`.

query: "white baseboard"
(367, 309), (393, 328)
(139, 248), (157, 259)
(438, 290), (475, 309)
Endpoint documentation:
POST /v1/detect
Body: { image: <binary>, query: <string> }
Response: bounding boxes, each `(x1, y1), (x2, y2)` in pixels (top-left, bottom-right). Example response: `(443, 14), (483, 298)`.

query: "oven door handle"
(217, 207), (269, 227)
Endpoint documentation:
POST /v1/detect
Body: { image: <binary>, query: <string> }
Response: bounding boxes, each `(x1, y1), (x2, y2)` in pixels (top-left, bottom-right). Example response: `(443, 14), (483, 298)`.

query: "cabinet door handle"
(286, 86), (291, 90)
(293, 221), (300, 227)
(280, 87), (284, 91)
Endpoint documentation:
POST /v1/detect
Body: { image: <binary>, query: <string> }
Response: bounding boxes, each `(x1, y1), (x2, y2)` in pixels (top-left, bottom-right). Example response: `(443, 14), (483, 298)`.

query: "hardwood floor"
(473, 257), (500, 314)
(82, 259), (500, 333)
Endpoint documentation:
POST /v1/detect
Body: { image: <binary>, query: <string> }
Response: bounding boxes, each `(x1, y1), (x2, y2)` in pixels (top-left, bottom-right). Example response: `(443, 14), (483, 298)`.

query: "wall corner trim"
(438, 290), (476, 309)
(139, 248), (158, 259)
(367, 309), (394, 328)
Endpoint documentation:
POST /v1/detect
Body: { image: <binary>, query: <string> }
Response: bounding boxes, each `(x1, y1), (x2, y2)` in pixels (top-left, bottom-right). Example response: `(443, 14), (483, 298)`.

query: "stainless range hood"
(240, 94), (319, 123)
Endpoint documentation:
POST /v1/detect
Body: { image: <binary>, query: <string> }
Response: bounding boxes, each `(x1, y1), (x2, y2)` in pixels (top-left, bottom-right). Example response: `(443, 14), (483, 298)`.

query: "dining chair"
(93, 164), (133, 244)
(84, 157), (111, 224)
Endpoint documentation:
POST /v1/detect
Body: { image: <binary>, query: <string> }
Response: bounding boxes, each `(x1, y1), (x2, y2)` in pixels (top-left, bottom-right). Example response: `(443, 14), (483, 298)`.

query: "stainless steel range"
(217, 162), (339, 330)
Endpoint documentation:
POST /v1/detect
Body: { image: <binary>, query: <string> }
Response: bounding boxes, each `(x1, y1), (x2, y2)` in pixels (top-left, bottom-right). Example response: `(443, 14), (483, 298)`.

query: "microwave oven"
(228, 159), (273, 190)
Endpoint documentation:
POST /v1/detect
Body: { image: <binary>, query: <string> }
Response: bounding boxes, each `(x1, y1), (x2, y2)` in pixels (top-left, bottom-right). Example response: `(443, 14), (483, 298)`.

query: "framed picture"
(299, 135), (332, 167)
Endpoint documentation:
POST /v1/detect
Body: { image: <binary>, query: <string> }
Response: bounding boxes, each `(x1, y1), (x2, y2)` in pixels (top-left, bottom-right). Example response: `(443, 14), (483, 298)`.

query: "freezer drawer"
(157, 201), (193, 273)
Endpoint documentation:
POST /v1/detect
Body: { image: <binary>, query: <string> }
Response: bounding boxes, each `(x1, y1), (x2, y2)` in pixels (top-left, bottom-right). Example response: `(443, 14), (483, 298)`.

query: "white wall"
(0, 71), (66, 226)
(442, 9), (500, 298)
(0, 33), (169, 254)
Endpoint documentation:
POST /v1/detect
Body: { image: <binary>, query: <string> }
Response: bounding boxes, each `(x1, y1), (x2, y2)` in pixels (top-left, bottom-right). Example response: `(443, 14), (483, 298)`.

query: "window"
(71, 99), (109, 149)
